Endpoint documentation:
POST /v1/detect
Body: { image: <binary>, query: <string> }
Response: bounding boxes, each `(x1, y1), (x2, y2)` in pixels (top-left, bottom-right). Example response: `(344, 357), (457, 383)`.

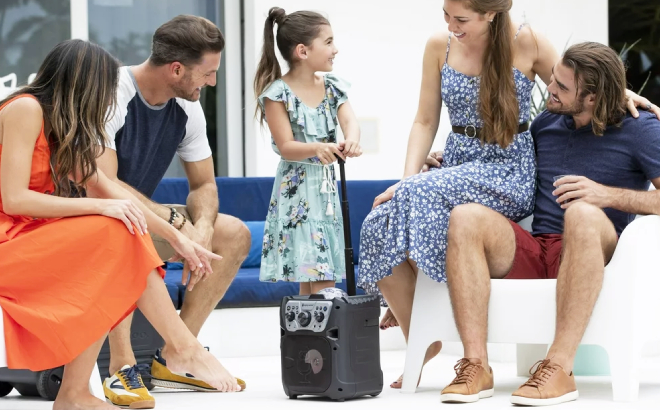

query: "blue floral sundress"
(358, 28), (537, 298)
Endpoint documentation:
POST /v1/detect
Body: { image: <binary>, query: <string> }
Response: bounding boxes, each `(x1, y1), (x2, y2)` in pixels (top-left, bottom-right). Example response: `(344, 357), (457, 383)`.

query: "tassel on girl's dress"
(321, 164), (336, 216)
(326, 201), (334, 216)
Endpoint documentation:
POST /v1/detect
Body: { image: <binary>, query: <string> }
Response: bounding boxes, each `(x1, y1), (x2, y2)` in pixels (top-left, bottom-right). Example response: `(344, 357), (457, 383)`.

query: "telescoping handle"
(336, 157), (356, 296)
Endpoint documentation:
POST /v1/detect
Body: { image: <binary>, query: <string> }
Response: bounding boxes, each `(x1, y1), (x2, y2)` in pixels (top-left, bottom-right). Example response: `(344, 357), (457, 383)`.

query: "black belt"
(451, 122), (529, 139)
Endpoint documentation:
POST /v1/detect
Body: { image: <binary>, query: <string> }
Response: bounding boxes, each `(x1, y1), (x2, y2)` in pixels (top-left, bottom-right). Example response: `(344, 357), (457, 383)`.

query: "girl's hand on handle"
(99, 199), (147, 235)
(169, 234), (223, 291)
(315, 143), (346, 164)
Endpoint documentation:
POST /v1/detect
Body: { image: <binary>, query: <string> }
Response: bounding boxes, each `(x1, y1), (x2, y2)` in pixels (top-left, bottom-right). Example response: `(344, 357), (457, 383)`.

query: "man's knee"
(213, 215), (251, 259)
(564, 202), (608, 233)
(448, 203), (493, 240)
(563, 202), (616, 257)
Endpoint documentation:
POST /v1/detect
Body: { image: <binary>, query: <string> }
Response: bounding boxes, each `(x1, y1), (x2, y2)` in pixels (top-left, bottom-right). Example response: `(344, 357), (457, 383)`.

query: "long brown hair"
(253, 7), (329, 124)
(459, 0), (518, 148)
(1, 39), (120, 197)
(561, 42), (627, 136)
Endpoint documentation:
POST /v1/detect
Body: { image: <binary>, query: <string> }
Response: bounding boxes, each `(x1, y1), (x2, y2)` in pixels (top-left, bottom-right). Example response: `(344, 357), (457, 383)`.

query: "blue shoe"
(103, 365), (155, 408)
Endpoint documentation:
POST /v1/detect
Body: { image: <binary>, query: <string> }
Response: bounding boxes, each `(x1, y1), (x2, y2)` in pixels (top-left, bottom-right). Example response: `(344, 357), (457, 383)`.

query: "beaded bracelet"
(168, 207), (178, 226)
(178, 214), (188, 230)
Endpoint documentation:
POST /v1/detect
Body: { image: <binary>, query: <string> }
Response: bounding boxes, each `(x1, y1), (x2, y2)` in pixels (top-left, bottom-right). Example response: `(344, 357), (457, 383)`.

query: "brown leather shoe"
(511, 359), (578, 406)
(440, 358), (494, 403)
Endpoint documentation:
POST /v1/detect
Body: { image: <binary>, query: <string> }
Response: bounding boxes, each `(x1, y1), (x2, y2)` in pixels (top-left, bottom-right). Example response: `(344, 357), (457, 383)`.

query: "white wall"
(243, 0), (608, 179)
(223, 0), (244, 176)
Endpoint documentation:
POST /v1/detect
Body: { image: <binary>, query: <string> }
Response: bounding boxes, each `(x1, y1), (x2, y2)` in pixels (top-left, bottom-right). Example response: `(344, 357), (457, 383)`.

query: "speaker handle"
(336, 156), (356, 296)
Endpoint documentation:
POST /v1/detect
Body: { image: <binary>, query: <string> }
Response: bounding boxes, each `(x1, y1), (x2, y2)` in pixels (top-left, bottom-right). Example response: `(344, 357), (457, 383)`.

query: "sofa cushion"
(153, 177), (392, 309)
(242, 221), (265, 268)
(341, 180), (398, 264)
(152, 177), (398, 266)
(162, 267), (183, 309)
(163, 264), (365, 309)
(151, 177), (275, 222)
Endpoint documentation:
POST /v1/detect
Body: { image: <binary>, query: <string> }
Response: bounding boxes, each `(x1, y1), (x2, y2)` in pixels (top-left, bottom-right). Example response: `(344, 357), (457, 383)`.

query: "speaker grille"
(281, 335), (332, 393)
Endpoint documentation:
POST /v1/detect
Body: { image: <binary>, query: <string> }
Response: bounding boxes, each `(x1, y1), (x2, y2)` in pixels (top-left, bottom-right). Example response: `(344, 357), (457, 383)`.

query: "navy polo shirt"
(531, 110), (660, 236)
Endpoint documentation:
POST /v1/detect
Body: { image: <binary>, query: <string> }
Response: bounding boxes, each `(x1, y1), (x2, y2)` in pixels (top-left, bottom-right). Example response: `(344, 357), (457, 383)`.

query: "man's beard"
(173, 85), (199, 102)
(172, 75), (200, 102)
(546, 93), (586, 116)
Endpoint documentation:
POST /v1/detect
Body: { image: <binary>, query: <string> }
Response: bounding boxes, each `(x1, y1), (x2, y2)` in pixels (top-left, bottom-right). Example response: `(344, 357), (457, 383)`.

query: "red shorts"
(505, 221), (563, 280)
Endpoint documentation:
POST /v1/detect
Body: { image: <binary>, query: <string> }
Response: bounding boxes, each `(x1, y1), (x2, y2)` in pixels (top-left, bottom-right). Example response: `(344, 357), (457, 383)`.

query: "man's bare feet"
(163, 345), (241, 392)
(390, 340), (443, 389)
(379, 308), (399, 330)
(53, 391), (116, 410)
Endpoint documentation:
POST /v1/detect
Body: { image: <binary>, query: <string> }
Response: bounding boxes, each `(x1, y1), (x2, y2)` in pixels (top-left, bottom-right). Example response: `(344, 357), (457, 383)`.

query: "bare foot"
(379, 308), (399, 330)
(164, 345), (241, 392)
(390, 341), (443, 389)
(53, 391), (116, 410)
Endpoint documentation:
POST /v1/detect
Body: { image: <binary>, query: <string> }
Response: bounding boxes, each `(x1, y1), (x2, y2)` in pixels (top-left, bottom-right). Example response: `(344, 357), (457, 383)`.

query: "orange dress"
(0, 95), (165, 371)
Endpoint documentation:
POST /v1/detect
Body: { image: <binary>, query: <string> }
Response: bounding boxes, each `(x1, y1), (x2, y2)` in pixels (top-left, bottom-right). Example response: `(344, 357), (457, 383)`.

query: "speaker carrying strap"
(336, 158), (356, 296)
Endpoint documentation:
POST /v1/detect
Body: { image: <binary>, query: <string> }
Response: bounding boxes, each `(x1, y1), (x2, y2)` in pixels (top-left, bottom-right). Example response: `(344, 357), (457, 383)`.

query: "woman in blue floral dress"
(254, 8), (362, 294)
(356, 0), (556, 389)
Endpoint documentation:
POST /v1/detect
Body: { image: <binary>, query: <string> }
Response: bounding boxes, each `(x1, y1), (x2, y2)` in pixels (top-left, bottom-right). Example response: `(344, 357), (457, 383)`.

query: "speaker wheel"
(288, 395), (298, 399)
(0, 382), (13, 397)
(36, 367), (64, 401)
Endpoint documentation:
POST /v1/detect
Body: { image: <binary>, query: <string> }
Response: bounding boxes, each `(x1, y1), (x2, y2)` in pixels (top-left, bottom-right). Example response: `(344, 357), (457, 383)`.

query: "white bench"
(401, 215), (660, 402)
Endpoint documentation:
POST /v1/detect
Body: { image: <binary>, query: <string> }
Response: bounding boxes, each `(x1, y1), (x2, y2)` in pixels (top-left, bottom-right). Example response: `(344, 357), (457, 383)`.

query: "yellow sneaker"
(103, 365), (155, 409)
(150, 348), (246, 392)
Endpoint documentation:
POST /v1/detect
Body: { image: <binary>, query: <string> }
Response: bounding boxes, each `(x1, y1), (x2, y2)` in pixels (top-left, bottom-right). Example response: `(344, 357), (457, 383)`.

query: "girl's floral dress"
(259, 74), (349, 283)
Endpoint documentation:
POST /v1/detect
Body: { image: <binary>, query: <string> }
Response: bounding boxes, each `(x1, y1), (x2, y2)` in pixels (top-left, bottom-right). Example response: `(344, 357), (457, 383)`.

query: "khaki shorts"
(150, 205), (190, 261)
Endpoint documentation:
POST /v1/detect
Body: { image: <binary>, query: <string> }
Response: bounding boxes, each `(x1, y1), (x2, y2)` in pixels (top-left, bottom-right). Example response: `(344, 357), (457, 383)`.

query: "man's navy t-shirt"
(104, 67), (212, 198)
(531, 110), (660, 236)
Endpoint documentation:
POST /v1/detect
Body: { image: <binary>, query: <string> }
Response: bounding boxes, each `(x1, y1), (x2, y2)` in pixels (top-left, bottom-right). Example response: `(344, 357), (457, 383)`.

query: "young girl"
(254, 7), (362, 295)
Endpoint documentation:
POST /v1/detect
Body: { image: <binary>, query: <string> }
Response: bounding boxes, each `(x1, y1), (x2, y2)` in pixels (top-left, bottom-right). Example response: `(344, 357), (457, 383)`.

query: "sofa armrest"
(605, 215), (660, 298)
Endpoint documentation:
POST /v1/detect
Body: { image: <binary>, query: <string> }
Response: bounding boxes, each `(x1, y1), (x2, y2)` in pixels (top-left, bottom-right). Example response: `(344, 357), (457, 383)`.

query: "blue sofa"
(151, 177), (397, 309)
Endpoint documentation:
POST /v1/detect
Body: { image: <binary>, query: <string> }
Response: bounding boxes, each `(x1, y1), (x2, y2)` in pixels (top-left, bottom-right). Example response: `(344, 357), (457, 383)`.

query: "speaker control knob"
(314, 311), (325, 322)
(298, 311), (311, 327)
(285, 311), (295, 322)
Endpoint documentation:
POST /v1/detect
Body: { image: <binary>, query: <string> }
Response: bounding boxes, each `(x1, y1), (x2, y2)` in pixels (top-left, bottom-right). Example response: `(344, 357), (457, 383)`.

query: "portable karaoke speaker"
(280, 159), (383, 401)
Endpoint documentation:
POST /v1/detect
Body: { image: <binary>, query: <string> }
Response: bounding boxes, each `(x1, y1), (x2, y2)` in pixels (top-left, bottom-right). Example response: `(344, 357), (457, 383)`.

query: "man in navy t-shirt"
(436, 42), (660, 405)
(97, 15), (250, 407)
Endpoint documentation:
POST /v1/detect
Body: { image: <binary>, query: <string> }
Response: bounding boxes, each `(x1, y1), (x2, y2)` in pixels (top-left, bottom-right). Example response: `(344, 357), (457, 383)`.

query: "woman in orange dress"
(0, 39), (241, 410)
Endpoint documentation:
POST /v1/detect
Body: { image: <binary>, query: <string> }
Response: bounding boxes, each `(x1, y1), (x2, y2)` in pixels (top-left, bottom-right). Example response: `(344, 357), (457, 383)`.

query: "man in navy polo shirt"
(97, 15), (250, 407)
(435, 42), (660, 406)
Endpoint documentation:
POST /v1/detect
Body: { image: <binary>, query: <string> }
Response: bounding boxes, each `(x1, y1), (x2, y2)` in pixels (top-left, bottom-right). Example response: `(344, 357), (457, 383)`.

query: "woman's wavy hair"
(1, 39), (120, 197)
(456, 0), (519, 148)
